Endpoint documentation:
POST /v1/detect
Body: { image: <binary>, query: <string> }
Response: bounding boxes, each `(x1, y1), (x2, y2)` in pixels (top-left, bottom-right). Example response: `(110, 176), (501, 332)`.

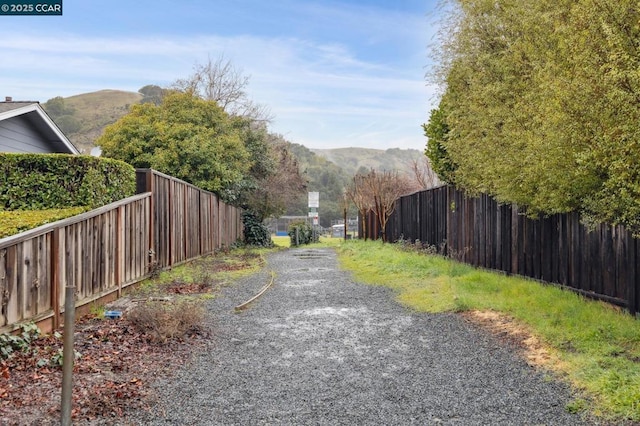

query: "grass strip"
(336, 239), (640, 422)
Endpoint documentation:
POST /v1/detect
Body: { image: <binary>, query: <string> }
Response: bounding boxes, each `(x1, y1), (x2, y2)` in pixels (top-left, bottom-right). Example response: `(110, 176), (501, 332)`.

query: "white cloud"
(0, 27), (436, 150)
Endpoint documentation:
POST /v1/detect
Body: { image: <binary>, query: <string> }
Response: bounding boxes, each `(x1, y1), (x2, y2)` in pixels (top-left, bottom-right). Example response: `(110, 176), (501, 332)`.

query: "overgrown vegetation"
(337, 240), (640, 422)
(0, 153), (135, 210)
(427, 0), (640, 233)
(0, 247), (266, 423)
(0, 323), (40, 360)
(242, 211), (273, 247)
(126, 300), (205, 344)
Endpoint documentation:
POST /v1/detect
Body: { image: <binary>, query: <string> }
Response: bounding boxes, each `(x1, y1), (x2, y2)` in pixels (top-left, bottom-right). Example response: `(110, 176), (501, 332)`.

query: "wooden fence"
(362, 185), (639, 315)
(0, 169), (243, 332)
(135, 169), (243, 269)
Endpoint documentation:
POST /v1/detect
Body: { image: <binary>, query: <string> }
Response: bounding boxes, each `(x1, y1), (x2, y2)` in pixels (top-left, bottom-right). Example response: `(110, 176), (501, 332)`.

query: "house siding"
(0, 115), (62, 154)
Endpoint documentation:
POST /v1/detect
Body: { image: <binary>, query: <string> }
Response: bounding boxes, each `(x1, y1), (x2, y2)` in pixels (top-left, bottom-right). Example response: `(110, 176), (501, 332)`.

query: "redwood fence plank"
(0, 169), (242, 332)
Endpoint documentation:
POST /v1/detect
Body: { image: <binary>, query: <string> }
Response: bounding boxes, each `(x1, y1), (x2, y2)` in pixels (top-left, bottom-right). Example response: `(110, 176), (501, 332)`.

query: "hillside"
(40, 90), (427, 226)
(310, 147), (425, 177)
(43, 90), (426, 176)
(43, 90), (142, 154)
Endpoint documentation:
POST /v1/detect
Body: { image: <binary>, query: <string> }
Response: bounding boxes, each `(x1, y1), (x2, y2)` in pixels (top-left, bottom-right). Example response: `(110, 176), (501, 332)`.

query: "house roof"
(0, 102), (80, 154)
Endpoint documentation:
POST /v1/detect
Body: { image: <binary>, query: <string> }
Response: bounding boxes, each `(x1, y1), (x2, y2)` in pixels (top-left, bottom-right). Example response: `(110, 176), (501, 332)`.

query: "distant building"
(0, 97), (79, 154)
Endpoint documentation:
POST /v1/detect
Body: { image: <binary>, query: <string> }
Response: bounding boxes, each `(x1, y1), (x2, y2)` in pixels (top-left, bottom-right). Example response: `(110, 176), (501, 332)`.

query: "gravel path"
(128, 247), (587, 425)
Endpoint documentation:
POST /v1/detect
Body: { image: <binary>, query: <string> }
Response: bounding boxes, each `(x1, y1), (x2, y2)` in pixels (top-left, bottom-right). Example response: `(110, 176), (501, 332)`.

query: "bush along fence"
(361, 185), (639, 316)
(0, 169), (243, 333)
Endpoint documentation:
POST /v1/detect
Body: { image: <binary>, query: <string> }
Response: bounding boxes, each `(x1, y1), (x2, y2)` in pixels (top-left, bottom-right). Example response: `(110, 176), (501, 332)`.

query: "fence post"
(51, 228), (60, 330)
(60, 277), (76, 425)
(629, 236), (638, 315)
(115, 205), (124, 298)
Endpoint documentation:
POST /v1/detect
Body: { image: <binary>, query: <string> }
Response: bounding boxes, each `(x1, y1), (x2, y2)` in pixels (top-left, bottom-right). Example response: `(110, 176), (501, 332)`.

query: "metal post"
(60, 282), (76, 425)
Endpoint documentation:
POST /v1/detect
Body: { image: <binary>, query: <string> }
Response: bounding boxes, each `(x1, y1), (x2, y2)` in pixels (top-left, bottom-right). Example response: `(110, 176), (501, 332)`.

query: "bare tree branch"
(172, 55), (273, 122)
(410, 157), (441, 190)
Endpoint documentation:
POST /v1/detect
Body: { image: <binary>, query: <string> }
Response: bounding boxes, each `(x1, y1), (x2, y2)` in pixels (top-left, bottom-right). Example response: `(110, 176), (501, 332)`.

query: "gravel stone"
(125, 247), (588, 425)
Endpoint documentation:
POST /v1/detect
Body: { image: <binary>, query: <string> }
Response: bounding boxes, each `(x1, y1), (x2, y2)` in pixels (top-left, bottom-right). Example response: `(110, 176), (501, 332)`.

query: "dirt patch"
(0, 250), (263, 425)
(461, 310), (556, 369)
(0, 314), (207, 425)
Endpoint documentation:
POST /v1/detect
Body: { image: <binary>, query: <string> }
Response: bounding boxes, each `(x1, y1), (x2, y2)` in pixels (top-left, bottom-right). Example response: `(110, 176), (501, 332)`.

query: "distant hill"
(40, 89), (428, 225)
(42, 90), (427, 176)
(310, 147), (425, 177)
(43, 90), (142, 154)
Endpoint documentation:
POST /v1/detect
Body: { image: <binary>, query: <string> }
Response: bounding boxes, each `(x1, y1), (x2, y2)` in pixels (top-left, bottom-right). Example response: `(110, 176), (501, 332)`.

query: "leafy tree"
(430, 0), (640, 232)
(423, 107), (454, 184)
(138, 85), (167, 105)
(43, 96), (74, 118)
(96, 91), (250, 194)
(230, 129), (307, 221)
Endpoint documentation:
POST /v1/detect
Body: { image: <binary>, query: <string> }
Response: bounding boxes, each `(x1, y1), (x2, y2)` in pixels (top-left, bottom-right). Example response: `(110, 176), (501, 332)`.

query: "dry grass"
(126, 300), (205, 344)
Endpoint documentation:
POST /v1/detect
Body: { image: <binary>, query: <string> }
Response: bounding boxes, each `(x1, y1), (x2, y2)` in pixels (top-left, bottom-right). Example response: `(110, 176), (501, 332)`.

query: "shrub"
(288, 220), (318, 246)
(0, 153), (135, 210)
(242, 211), (273, 247)
(125, 299), (205, 343)
(0, 207), (88, 238)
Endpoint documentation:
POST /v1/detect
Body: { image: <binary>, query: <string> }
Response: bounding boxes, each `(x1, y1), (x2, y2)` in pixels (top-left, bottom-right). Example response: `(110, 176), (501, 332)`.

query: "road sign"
(308, 192), (319, 208)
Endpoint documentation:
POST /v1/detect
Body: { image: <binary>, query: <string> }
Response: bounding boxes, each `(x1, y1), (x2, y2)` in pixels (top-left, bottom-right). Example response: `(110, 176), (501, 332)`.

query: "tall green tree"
(423, 106), (454, 184)
(97, 91), (250, 194)
(429, 0), (640, 231)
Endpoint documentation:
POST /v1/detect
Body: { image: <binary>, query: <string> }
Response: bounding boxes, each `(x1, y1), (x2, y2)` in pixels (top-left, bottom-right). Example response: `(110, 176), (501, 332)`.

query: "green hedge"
(0, 207), (89, 238)
(0, 153), (136, 210)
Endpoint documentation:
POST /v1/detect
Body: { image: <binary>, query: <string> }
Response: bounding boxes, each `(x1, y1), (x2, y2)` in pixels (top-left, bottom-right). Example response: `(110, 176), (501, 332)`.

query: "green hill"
(310, 147), (425, 177)
(43, 90), (143, 154)
(40, 89), (427, 226)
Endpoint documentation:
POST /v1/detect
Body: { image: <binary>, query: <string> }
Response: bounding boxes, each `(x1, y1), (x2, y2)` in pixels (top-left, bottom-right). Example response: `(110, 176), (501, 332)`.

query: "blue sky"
(0, 0), (442, 150)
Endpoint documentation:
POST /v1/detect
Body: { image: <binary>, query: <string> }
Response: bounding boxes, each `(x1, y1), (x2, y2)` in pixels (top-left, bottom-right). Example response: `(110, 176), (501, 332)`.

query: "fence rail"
(362, 185), (639, 315)
(0, 169), (242, 332)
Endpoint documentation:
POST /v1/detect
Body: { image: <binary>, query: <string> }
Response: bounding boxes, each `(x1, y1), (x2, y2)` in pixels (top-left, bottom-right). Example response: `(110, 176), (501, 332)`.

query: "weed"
(89, 303), (105, 317)
(0, 322), (40, 359)
(126, 299), (205, 343)
(565, 398), (589, 414)
(44, 348), (82, 367)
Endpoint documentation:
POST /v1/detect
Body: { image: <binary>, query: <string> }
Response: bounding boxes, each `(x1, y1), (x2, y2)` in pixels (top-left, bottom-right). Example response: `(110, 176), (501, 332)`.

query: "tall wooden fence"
(135, 169), (243, 269)
(362, 185), (639, 315)
(0, 169), (243, 332)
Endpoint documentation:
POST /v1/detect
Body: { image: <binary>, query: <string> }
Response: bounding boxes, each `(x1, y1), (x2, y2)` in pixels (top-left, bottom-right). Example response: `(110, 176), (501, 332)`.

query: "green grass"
(271, 234), (343, 249)
(336, 239), (640, 422)
(272, 235), (290, 248)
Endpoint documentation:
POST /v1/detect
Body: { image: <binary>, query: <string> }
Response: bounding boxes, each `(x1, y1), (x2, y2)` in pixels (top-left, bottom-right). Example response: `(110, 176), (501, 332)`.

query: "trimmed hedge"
(0, 153), (135, 210)
(0, 207), (89, 238)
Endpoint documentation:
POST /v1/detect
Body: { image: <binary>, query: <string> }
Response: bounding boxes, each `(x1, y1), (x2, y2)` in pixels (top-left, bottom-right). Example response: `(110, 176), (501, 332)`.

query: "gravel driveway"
(128, 247), (586, 425)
